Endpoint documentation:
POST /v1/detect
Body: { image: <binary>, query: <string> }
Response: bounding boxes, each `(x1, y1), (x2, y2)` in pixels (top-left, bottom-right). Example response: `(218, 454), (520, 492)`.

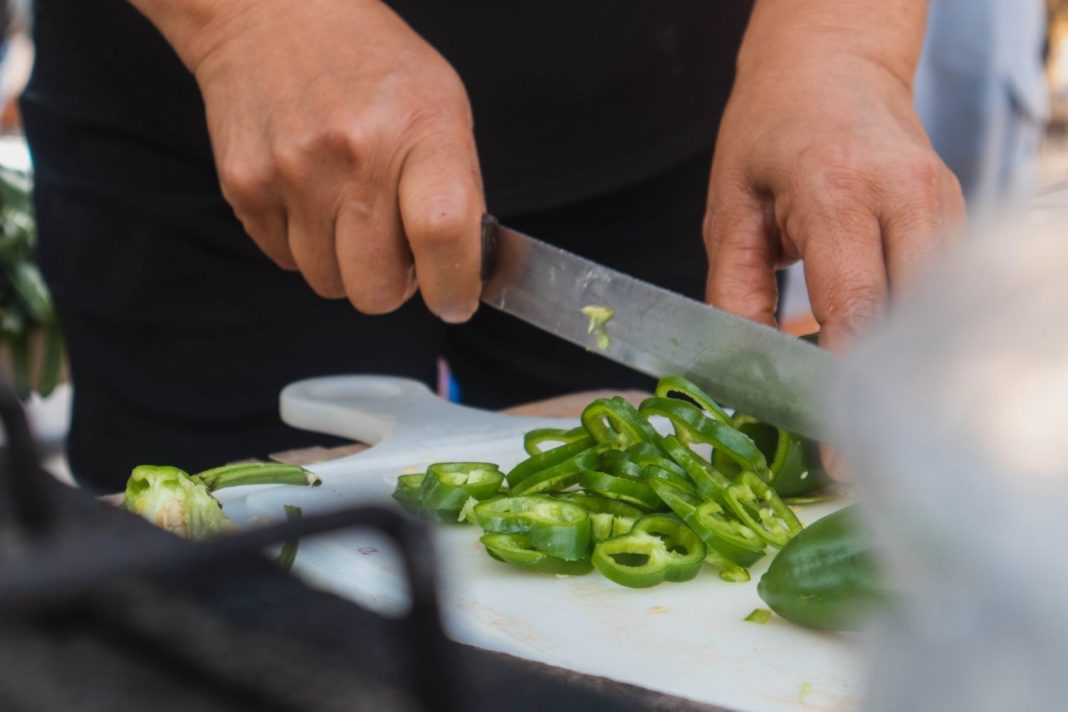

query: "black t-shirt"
(25, 0), (752, 214)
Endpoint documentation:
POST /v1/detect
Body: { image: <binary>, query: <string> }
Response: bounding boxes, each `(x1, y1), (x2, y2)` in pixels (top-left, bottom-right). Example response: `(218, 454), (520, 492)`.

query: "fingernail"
(440, 303), (477, 324)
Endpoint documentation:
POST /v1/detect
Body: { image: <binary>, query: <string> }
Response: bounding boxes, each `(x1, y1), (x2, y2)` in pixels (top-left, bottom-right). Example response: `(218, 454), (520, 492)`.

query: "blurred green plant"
(0, 167), (62, 399)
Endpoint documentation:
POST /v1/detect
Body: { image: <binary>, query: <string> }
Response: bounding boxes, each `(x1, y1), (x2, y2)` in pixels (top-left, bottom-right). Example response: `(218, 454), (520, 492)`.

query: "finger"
(335, 196), (417, 314)
(796, 202), (887, 354)
(704, 185), (779, 327)
(218, 161), (297, 270)
(820, 443), (850, 482)
(398, 133), (484, 324)
(881, 165), (966, 293)
(286, 200), (346, 299)
(239, 207), (298, 271)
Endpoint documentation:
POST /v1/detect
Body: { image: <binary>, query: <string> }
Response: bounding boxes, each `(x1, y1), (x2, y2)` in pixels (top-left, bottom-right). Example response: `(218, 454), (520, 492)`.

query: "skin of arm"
(704, 0), (965, 352)
(127, 0), (485, 322)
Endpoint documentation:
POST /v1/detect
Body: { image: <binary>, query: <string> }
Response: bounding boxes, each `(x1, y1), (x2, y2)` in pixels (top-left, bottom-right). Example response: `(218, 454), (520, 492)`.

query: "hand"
(704, 13), (965, 352)
(139, 0), (485, 321)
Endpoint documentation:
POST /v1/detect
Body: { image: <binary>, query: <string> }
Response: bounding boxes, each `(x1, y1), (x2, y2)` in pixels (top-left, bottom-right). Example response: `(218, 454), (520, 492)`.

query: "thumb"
(398, 131), (485, 323)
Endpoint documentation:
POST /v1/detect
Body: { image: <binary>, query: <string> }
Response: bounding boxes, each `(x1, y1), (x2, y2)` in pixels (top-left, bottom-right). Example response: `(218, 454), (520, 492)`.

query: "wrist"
(737, 0), (926, 92)
(127, 0), (264, 73)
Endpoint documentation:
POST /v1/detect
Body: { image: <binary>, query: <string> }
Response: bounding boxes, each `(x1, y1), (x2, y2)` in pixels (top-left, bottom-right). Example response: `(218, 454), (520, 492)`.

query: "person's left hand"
(704, 28), (966, 353)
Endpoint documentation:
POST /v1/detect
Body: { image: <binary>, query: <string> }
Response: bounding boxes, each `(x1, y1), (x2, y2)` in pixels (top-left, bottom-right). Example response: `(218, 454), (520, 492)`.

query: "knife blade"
(479, 216), (840, 441)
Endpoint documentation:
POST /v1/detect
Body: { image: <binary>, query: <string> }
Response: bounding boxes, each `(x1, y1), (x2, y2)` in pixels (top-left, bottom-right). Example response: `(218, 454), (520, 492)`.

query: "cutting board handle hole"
(306, 379), (408, 402)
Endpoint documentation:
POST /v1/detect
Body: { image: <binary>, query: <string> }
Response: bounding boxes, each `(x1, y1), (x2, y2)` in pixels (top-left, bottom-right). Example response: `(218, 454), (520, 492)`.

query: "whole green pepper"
(757, 505), (884, 631)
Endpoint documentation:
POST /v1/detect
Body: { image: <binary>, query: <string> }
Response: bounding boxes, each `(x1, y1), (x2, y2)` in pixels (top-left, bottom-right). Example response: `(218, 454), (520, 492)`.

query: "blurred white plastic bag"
(835, 211), (1068, 712)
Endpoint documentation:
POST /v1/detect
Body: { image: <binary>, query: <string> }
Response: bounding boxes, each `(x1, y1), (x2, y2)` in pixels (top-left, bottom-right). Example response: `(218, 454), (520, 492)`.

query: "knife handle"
(480, 213), (500, 282)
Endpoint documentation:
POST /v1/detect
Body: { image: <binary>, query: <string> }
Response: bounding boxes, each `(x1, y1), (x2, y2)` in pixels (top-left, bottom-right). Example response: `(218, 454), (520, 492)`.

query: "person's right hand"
(136, 0), (485, 322)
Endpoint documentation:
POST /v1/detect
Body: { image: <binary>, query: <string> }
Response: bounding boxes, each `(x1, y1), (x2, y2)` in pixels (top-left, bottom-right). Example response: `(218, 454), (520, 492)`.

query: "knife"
(479, 216), (840, 441)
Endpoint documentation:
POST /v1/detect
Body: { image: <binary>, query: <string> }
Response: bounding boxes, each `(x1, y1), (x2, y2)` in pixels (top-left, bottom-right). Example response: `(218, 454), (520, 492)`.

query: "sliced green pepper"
(506, 437), (596, 488)
(704, 547), (752, 583)
(648, 478), (765, 567)
(560, 492), (642, 542)
(523, 426), (590, 457)
(391, 473), (426, 515)
(579, 469), (661, 511)
(509, 445), (602, 496)
(597, 449), (645, 480)
(773, 438), (834, 498)
(481, 533), (594, 575)
(658, 435), (732, 504)
(420, 462), (504, 514)
(645, 475), (702, 519)
(654, 375), (732, 425)
(581, 397), (659, 449)
(588, 511), (636, 543)
(713, 415), (777, 481)
(639, 397), (769, 477)
(625, 442), (691, 482)
(194, 462), (321, 491)
(592, 515), (706, 588)
(715, 414), (833, 496)
(725, 471), (803, 548)
(630, 514), (707, 581)
(689, 499), (767, 567)
(472, 496), (591, 561)
(641, 464), (699, 497)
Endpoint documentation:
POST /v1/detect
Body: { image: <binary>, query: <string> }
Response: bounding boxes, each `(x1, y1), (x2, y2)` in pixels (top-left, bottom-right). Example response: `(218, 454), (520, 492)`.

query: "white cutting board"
(215, 376), (861, 712)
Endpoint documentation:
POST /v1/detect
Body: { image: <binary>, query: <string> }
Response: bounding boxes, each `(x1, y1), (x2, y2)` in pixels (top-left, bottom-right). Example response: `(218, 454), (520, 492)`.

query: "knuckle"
(271, 141), (308, 185)
(903, 154), (945, 193)
(799, 143), (871, 205)
(823, 281), (884, 326)
(404, 88), (475, 139)
(321, 122), (373, 167)
(219, 160), (271, 208)
(275, 123), (376, 185)
(888, 155), (963, 229)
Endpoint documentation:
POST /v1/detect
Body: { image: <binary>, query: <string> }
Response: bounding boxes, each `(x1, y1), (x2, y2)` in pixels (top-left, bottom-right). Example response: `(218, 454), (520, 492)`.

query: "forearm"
(739, 0), (928, 88)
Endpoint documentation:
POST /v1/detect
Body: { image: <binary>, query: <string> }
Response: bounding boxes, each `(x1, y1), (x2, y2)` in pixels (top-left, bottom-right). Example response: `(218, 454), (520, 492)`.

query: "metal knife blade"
(479, 217), (840, 441)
